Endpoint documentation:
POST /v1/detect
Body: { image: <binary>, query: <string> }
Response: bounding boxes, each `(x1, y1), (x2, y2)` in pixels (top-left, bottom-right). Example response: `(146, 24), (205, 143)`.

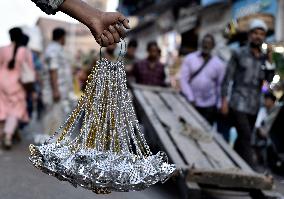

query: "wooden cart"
(132, 84), (282, 199)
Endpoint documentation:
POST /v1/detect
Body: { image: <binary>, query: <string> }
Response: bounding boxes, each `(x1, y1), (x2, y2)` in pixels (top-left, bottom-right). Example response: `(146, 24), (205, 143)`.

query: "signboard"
(232, 0), (277, 19)
(176, 5), (200, 33)
(201, 0), (227, 6)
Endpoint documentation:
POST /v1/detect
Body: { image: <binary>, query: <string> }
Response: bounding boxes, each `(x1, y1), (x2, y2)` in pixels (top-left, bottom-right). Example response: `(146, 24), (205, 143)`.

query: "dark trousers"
(195, 106), (217, 126)
(217, 113), (231, 142)
(230, 108), (257, 167)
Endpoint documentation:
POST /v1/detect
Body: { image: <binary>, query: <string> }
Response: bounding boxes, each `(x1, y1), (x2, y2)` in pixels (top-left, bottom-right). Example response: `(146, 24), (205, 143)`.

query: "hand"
(88, 12), (130, 46)
(221, 97), (229, 115)
(59, 0), (130, 47)
(53, 90), (60, 102)
(125, 64), (133, 72)
(258, 128), (268, 138)
(32, 92), (38, 102)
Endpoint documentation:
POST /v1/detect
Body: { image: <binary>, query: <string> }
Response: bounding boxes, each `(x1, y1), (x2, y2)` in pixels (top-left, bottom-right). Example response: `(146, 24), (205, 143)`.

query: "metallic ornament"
(29, 56), (176, 194)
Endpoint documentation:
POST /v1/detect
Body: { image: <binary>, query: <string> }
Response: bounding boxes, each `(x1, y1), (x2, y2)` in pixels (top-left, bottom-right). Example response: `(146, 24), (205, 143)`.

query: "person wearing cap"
(221, 19), (274, 167)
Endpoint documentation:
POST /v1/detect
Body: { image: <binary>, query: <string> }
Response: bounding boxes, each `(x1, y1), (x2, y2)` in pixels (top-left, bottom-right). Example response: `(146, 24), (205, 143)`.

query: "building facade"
(36, 17), (99, 56)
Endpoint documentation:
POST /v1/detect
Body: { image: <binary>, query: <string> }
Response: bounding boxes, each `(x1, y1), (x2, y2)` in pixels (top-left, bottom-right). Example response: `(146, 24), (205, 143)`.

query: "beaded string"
(29, 40), (177, 194)
(46, 40), (151, 158)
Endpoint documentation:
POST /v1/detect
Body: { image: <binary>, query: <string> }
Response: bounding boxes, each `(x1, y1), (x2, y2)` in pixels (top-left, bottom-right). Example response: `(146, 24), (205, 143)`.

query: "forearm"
(217, 65), (226, 108)
(59, 0), (102, 26)
(33, 0), (129, 46)
(180, 78), (194, 102)
(179, 60), (194, 102)
(221, 56), (237, 98)
(221, 70), (232, 98)
(49, 70), (59, 93)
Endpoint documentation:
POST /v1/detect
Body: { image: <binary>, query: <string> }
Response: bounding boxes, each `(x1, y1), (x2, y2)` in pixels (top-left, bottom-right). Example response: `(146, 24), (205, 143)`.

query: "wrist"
(83, 7), (103, 27)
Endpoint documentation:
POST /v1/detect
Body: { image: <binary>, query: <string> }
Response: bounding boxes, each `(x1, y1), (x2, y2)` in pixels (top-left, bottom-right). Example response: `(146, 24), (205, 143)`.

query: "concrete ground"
(0, 142), (180, 199)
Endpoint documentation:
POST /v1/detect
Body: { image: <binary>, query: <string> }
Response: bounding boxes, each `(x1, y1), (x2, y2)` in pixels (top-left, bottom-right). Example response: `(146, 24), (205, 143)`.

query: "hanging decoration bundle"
(29, 43), (176, 194)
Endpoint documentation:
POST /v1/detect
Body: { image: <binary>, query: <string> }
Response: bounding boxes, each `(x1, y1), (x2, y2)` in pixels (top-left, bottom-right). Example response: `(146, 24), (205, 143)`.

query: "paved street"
(0, 121), (180, 199)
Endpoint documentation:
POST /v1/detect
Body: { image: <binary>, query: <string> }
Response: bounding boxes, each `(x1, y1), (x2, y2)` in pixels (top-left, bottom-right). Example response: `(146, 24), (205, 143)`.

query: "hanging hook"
(99, 38), (127, 63)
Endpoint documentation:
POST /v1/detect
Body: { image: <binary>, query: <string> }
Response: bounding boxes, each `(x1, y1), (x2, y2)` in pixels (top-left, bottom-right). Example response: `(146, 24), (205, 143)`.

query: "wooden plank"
(160, 92), (236, 169)
(174, 93), (211, 131)
(259, 190), (283, 199)
(175, 94), (254, 172)
(134, 89), (203, 199)
(187, 169), (274, 190)
(131, 83), (177, 93)
(142, 90), (212, 169)
(133, 89), (185, 167)
(213, 131), (254, 172)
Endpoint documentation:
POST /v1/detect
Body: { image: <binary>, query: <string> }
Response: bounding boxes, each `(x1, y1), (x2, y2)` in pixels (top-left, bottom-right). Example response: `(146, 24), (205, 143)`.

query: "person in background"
(42, 27), (74, 135)
(31, 47), (44, 120)
(124, 39), (138, 84)
(253, 92), (282, 169)
(31, 0), (130, 47)
(73, 49), (100, 96)
(133, 41), (166, 87)
(180, 34), (226, 125)
(169, 48), (190, 91)
(221, 19), (273, 167)
(0, 27), (35, 149)
(20, 34), (35, 119)
(255, 92), (277, 138)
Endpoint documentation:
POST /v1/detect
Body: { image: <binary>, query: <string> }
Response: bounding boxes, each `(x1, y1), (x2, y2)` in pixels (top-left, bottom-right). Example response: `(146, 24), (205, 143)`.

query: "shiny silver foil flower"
(29, 57), (176, 194)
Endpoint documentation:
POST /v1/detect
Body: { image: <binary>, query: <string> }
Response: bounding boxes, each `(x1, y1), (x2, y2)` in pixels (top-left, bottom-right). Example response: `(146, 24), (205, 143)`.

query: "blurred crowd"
(0, 18), (284, 175)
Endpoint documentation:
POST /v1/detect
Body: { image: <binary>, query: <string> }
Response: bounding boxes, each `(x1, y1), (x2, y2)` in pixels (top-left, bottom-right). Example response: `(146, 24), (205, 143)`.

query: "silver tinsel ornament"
(29, 45), (176, 194)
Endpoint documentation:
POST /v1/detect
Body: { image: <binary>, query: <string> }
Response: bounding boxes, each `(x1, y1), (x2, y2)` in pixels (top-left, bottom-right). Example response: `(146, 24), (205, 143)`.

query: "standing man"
(221, 19), (271, 167)
(42, 27), (74, 134)
(133, 41), (165, 87)
(180, 34), (226, 125)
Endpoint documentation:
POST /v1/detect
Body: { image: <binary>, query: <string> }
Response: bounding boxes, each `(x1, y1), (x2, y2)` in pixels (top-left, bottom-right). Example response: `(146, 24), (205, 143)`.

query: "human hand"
(88, 12), (130, 46)
(258, 128), (268, 138)
(53, 90), (60, 102)
(32, 92), (38, 102)
(59, 0), (130, 47)
(221, 97), (229, 115)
